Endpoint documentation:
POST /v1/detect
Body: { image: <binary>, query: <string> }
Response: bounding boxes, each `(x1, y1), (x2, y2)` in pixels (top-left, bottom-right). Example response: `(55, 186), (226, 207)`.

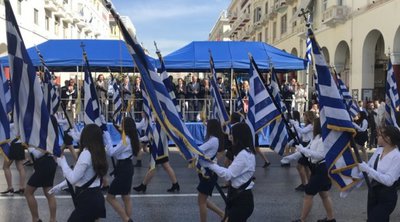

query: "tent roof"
(0, 39), (155, 72)
(162, 41), (307, 72)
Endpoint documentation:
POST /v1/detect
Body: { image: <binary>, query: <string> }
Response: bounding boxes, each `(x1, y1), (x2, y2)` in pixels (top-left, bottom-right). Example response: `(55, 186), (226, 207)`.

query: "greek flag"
(335, 73), (359, 118)
(83, 51), (105, 130)
(1, 65), (12, 114)
(309, 28), (360, 191)
(110, 74), (122, 125)
(0, 66), (10, 158)
(209, 52), (230, 134)
(306, 36), (312, 65)
(108, 6), (203, 160)
(234, 77), (243, 112)
(141, 85), (168, 170)
(5, 0), (60, 156)
(267, 69), (289, 155)
(385, 59), (400, 128)
(247, 55), (281, 136)
(157, 52), (181, 116)
(40, 55), (60, 115)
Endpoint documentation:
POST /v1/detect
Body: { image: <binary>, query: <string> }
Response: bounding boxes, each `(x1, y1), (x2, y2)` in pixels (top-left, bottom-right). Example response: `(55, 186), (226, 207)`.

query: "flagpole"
(250, 54), (301, 144)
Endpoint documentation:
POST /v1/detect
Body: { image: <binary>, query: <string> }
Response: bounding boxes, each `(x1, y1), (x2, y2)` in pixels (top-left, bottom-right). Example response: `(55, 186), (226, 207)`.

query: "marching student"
(1, 123), (26, 195)
(104, 117), (139, 222)
(358, 125), (400, 222)
(201, 122), (256, 222)
(25, 117), (58, 222)
(292, 118), (336, 222)
(353, 111), (369, 161)
(197, 119), (225, 222)
(55, 113), (78, 161)
(289, 111), (315, 191)
(50, 124), (108, 222)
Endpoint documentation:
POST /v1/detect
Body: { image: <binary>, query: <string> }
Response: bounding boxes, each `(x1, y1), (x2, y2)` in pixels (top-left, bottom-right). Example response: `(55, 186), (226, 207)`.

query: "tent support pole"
(230, 68), (234, 115)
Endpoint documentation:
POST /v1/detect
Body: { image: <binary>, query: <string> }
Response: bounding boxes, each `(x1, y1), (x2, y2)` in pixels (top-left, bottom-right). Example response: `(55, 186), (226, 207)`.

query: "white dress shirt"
(106, 137), (133, 160)
(199, 136), (219, 159)
(208, 149), (255, 189)
(298, 135), (326, 164)
(58, 149), (100, 188)
(353, 119), (368, 132)
(294, 122), (313, 142)
(366, 147), (400, 187)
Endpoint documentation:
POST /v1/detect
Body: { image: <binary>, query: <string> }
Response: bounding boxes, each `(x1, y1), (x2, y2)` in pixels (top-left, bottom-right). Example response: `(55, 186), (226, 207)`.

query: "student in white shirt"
(292, 118), (335, 222)
(50, 124), (108, 222)
(289, 111), (315, 192)
(197, 119), (225, 222)
(353, 111), (369, 161)
(104, 117), (140, 222)
(358, 125), (400, 222)
(201, 122), (256, 222)
(25, 116), (58, 222)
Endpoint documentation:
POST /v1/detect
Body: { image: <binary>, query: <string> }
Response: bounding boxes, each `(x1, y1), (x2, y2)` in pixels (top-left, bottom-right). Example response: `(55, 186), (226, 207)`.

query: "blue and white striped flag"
(157, 52), (182, 116)
(108, 6), (203, 161)
(267, 69), (289, 155)
(309, 28), (360, 191)
(385, 59), (400, 128)
(234, 77), (243, 112)
(0, 66), (10, 159)
(1, 65), (12, 114)
(209, 52), (230, 134)
(5, 0), (60, 156)
(110, 74), (122, 125)
(335, 73), (359, 118)
(306, 36), (312, 65)
(83, 51), (106, 131)
(141, 85), (168, 170)
(247, 55), (281, 139)
(40, 57), (60, 115)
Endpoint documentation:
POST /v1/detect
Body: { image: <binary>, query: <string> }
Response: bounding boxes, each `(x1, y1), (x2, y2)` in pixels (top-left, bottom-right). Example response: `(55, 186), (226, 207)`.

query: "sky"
(112, 0), (231, 57)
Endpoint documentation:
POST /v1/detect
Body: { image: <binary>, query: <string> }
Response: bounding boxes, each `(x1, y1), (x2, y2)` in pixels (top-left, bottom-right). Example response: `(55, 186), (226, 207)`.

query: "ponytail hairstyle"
(123, 117), (140, 157)
(380, 125), (400, 149)
(205, 119), (224, 152)
(79, 124), (108, 177)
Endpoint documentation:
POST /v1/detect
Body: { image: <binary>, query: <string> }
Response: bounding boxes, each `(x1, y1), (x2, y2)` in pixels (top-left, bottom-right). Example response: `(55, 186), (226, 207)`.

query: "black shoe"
(13, 189), (24, 195)
(133, 184), (147, 192)
(317, 218), (336, 222)
(263, 162), (271, 168)
(167, 183), (180, 192)
(295, 184), (306, 191)
(134, 161), (142, 167)
(281, 163), (290, 167)
(0, 188), (14, 195)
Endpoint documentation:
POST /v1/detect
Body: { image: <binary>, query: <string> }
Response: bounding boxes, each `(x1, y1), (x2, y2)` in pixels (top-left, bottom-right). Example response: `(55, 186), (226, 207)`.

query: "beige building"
(210, 0), (400, 101)
(0, 0), (112, 56)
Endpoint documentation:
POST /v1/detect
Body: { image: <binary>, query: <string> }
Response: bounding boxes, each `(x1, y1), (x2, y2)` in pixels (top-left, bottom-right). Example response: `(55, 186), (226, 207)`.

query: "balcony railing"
(274, 0), (288, 13)
(228, 12), (238, 23)
(322, 5), (348, 27)
(44, 0), (58, 12)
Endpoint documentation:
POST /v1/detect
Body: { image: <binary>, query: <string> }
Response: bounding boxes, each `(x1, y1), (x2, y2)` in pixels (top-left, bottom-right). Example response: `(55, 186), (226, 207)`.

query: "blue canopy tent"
(161, 41), (307, 72)
(0, 39), (156, 72)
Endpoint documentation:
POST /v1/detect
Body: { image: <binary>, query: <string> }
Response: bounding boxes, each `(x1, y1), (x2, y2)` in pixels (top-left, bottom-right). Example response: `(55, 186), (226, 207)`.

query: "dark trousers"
(367, 185), (397, 222)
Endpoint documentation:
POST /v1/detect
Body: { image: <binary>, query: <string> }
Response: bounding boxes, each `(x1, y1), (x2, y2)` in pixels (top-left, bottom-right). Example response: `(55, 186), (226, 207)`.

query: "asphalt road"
(0, 149), (399, 222)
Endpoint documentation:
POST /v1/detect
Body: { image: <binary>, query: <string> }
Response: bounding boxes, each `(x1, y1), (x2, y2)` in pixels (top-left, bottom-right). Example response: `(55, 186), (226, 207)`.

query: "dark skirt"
(367, 184), (398, 222)
(108, 159), (134, 195)
(226, 189), (254, 222)
(197, 172), (218, 196)
(9, 142), (25, 161)
(27, 155), (57, 188)
(305, 162), (332, 195)
(68, 187), (106, 222)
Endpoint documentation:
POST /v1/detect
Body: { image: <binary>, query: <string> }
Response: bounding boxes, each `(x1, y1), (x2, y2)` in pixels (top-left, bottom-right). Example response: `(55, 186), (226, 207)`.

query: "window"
(272, 22), (276, 40)
(63, 22), (68, 38)
(265, 2), (269, 14)
(34, 9), (39, 25)
(281, 14), (287, 34)
(54, 17), (60, 35)
(337, 0), (343, 6)
(292, 7), (297, 16)
(258, 32), (262, 41)
(322, 0), (328, 11)
(264, 28), (268, 42)
(45, 15), (50, 31)
(254, 7), (262, 22)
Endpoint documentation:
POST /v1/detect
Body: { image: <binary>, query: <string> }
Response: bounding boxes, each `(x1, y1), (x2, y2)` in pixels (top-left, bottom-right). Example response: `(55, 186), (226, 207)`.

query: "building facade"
(210, 0), (400, 101)
(0, 0), (112, 56)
